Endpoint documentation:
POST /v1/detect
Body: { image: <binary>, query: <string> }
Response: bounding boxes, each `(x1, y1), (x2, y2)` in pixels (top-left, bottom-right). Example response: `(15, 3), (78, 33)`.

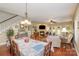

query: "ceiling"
(0, 11), (25, 32)
(0, 3), (77, 23)
(0, 11), (15, 22)
(27, 3), (77, 22)
(0, 3), (26, 17)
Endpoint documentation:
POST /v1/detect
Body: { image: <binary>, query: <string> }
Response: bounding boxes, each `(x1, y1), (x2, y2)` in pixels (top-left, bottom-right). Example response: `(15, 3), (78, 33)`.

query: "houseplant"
(6, 28), (15, 55)
(7, 28), (15, 40)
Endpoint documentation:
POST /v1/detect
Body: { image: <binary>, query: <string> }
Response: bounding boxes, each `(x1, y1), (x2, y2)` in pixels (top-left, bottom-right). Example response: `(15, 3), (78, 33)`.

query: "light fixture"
(21, 21), (25, 24)
(62, 27), (67, 32)
(48, 18), (56, 24)
(25, 20), (31, 25)
(24, 20), (28, 23)
(20, 12), (32, 25)
(25, 12), (31, 25)
(21, 20), (31, 25)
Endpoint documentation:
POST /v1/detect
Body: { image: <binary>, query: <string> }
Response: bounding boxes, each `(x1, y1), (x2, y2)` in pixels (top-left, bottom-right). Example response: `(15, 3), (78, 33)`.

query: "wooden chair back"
(10, 40), (20, 56)
(44, 42), (52, 56)
(67, 33), (73, 43)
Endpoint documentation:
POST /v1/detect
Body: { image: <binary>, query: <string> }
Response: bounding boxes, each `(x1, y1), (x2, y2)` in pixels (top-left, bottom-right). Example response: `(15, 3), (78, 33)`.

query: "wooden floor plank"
(0, 45), (77, 56)
(50, 48), (77, 56)
(0, 45), (11, 56)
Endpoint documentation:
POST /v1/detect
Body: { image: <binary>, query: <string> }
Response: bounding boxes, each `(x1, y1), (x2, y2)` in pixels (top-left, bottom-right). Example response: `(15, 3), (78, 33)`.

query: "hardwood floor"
(0, 45), (11, 56)
(50, 47), (77, 56)
(0, 45), (77, 56)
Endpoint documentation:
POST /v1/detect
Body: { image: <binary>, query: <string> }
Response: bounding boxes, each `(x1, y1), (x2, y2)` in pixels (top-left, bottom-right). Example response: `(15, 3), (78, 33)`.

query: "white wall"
(74, 6), (79, 54)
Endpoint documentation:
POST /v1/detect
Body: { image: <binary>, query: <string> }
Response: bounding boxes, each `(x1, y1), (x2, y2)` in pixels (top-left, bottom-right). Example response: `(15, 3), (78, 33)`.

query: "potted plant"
(6, 28), (15, 41)
(6, 28), (15, 55)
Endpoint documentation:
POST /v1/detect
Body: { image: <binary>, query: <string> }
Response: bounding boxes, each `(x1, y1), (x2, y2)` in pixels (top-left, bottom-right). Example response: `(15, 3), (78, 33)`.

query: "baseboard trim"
(74, 43), (79, 56)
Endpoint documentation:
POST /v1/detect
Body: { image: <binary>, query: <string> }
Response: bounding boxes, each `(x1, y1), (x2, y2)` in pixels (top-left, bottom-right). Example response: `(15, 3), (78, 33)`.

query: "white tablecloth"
(15, 39), (48, 56)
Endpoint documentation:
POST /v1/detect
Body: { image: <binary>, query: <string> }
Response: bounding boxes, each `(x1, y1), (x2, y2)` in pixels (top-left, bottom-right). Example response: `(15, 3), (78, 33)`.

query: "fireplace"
(40, 31), (45, 36)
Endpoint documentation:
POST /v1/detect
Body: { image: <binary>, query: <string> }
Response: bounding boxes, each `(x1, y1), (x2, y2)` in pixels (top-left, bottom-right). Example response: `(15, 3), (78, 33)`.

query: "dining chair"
(44, 42), (52, 56)
(61, 33), (73, 49)
(10, 40), (20, 56)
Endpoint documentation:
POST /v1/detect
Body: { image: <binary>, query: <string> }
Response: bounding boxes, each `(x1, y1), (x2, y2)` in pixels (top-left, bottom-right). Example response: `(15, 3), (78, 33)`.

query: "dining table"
(15, 38), (49, 56)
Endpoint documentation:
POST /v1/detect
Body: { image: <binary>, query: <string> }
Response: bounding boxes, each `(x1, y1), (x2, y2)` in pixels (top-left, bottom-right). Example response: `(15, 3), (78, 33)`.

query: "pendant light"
(25, 12), (31, 25)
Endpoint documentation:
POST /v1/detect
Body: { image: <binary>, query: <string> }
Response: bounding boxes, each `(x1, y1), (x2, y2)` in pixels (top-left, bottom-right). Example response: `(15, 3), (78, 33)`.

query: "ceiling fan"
(49, 18), (57, 24)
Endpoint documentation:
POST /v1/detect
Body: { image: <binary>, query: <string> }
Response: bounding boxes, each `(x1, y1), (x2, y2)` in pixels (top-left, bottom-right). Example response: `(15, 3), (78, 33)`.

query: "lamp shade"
(62, 27), (67, 32)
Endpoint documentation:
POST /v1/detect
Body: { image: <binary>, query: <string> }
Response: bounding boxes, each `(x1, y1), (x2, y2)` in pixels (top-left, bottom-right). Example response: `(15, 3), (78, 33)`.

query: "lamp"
(62, 27), (67, 36)
(62, 27), (67, 32)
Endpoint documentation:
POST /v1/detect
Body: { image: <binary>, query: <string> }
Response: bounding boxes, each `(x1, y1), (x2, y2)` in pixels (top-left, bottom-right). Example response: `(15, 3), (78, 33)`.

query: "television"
(39, 25), (46, 29)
